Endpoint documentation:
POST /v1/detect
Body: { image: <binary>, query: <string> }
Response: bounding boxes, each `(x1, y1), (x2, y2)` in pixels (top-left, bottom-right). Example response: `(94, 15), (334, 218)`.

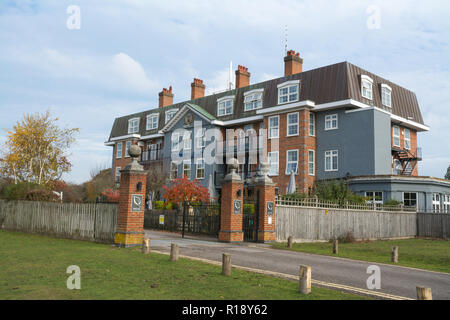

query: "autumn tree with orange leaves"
(0, 111), (79, 186)
(162, 176), (210, 238)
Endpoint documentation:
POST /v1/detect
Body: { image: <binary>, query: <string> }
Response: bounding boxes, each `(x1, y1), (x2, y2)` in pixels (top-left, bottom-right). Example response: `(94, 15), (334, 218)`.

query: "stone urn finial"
(128, 144), (141, 158)
(225, 158), (241, 182)
(124, 143), (144, 171)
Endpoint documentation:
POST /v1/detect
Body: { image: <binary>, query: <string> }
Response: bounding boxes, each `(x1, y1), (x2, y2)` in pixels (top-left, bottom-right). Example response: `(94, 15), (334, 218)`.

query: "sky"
(0, 0), (449, 184)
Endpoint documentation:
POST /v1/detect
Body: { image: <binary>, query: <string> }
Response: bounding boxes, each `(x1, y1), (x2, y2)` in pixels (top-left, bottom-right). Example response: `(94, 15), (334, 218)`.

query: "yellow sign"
(159, 215), (165, 225)
(325, 209), (329, 215)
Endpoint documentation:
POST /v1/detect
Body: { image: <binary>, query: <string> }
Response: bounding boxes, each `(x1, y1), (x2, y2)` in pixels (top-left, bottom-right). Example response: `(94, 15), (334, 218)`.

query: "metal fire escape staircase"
(392, 147), (422, 176)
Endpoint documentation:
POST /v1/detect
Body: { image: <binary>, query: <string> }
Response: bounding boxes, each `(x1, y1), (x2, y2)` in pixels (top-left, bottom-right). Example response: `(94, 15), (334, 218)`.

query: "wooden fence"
(417, 213), (450, 239)
(0, 200), (118, 243)
(275, 205), (417, 241)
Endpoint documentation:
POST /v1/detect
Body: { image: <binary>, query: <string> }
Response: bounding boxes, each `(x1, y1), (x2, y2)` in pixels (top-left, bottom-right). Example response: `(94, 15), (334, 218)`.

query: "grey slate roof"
(107, 61), (425, 140)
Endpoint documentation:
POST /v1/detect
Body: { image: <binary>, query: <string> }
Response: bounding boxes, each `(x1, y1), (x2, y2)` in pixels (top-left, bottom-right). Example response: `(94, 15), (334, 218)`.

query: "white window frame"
(195, 158), (205, 180)
(381, 84), (392, 108)
(285, 149), (299, 175)
(325, 114), (338, 130)
(171, 132), (181, 152)
(287, 112), (299, 137)
(128, 118), (140, 134)
(217, 96), (234, 116)
(183, 160), (191, 179)
(393, 125), (400, 147)
(403, 192), (418, 207)
(432, 193), (441, 213)
(404, 128), (411, 150)
(277, 80), (300, 105)
(444, 195), (450, 213)
(361, 75), (373, 100)
(268, 151), (279, 176)
(268, 115), (279, 139)
(309, 112), (315, 136)
(183, 131), (192, 150)
(308, 150), (315, 176)
(125, 141), (131, 158)
(195, 127), (206, 149)
(116, 142), (122, 159)
(325, 150), (338, 172)
(146, 113), (159, 130)
(170, 162), (178, 180)
(365, 191), (383, 204)
(165, 109), (178, 124)
(115, 167), (121, 182)
(244, 89), (263, 111)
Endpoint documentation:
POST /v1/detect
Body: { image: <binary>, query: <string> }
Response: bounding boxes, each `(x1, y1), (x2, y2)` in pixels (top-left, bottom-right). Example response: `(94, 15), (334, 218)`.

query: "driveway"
(144, 229), (450, 300)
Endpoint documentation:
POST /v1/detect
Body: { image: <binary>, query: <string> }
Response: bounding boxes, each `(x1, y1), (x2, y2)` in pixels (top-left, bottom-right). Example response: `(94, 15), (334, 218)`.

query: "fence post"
(222, 253), (231, 276)
(142, 238), (150, 254)
(287, 236), (293, 248)
(170, 243), (179, 262)
(333, 239), (338, 254)
(298, 265), (311, 294)
(416, 287), (432, 300)
(391, 246), (398, 263)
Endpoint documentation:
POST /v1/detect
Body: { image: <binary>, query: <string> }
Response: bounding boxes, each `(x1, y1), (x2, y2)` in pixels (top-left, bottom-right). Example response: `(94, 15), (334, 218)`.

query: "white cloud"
(111, 53), (158, 93)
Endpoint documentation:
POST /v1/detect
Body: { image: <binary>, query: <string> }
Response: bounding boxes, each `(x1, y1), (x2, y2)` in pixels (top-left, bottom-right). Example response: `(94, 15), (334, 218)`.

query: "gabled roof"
(160, 103), (217, 133)
(107, 61), (427, 141)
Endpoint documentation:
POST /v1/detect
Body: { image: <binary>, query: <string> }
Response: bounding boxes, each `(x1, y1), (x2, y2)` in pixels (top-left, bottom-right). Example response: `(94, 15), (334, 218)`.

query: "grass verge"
(0, 230), (367, 300)
(271, 238), (450, 273)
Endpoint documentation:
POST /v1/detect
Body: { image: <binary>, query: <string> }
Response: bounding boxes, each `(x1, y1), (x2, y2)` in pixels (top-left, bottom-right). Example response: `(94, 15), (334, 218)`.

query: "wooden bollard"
(298, 265), (311, 294)
(142, 238), (150, 254)
(391, 246), (398, 263)
(287, 236), (293, 248)
(222, 253), (231, 276)
(333, 239), (338, 254)
(416, 287), (432, 300)
(170, 243), (179, 262)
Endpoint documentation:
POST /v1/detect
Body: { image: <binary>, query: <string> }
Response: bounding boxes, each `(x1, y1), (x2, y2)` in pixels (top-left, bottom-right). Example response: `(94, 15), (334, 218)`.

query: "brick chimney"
(235, 65), (250, 89)
(191, 78), (205, 100)
(284, 50), (303, 76)
(158, 86), (174, 108)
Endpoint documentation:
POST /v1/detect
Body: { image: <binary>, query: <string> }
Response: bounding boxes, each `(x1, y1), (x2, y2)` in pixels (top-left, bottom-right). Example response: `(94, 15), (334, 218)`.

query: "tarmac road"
(144, 229), (450, 300)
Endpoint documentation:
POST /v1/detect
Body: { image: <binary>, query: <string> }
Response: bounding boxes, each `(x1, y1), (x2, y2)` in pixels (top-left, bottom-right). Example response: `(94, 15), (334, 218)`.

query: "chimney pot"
(191, 78), (206, 100)
(235, 65), (250, 89)
(284, 49), (303, 76)
(159, 86), (174, 108)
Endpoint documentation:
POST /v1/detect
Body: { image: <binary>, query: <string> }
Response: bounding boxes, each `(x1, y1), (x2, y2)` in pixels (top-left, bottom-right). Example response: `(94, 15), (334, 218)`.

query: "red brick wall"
(391, 125), (418, 176)
(219, 180), (244, 242)
(265, 109), (316, 195)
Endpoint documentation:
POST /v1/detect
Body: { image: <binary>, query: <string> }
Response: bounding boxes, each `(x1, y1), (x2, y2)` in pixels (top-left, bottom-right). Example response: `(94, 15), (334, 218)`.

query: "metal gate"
(243, 188), (259, 242)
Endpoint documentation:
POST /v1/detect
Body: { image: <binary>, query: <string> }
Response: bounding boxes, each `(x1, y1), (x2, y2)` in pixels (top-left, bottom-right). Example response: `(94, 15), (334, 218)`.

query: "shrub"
(24, 188), (59, 202)
(337, 231), (356, 244)
(385, 199), (403, 206)
(154, 201), (176, 210)
(243, 204), (255, 215)
(2, 182), (41, 200)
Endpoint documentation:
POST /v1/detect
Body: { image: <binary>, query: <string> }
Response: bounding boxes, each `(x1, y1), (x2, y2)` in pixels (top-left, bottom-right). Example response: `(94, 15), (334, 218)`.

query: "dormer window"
(244, 89), (263, 111)
(165, 109), (178, 124)
(361, 75), (373, 100)
(381, 84), (392, 108)
(146, 113), (159, 130)
(128, 118), (140, 134)
(278, 80), (299, 104)
(217, 96), (234, 116)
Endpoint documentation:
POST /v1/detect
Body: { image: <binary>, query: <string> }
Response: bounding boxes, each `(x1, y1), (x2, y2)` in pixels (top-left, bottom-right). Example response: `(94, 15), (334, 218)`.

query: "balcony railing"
(140, 148), (164, 162)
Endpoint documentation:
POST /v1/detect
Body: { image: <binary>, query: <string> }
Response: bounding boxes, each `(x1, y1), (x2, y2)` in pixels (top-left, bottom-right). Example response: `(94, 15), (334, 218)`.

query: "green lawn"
(271, 238), (450, 273)
(0, 230), (366, 300)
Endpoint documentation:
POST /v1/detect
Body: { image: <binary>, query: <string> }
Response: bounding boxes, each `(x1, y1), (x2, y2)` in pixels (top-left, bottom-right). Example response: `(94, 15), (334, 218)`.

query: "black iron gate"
(243, 188), (259, 242)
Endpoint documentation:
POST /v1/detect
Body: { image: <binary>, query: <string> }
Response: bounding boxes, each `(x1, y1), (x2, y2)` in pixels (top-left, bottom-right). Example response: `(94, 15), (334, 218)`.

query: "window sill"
(324, 127), (338, 131)
(277, 99), (299, 106)
(286, 133), (299, 137)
